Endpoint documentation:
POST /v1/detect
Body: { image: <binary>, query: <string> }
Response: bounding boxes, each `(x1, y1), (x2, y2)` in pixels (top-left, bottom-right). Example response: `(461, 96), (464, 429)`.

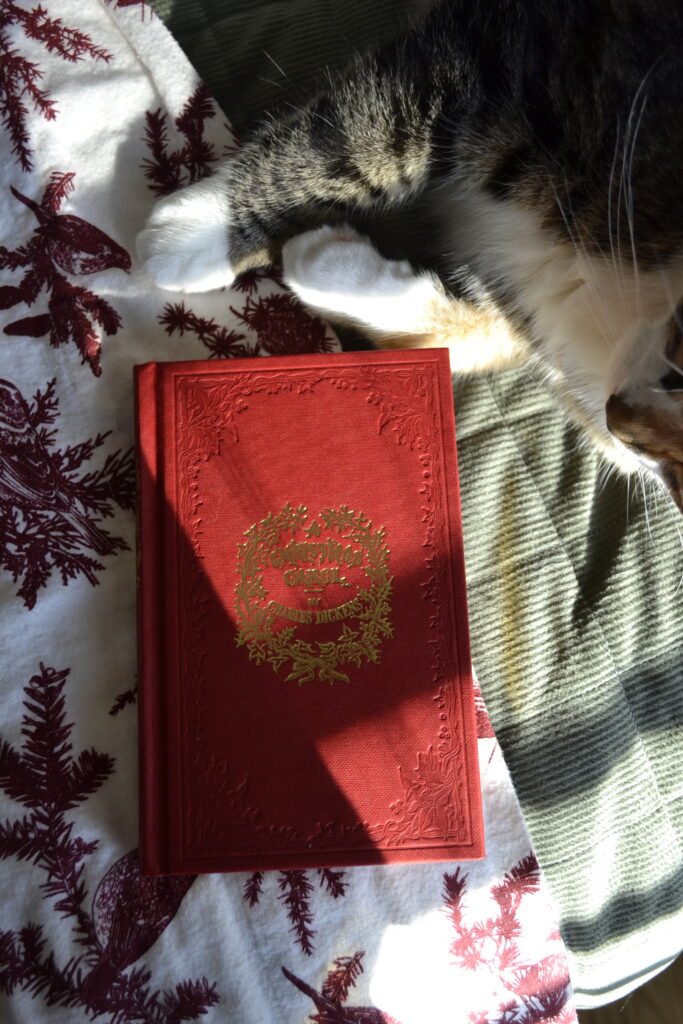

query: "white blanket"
(0, 2), (578, 1020)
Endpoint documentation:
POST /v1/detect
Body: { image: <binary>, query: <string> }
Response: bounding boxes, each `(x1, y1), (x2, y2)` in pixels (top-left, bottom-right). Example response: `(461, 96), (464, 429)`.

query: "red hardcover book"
(135, 349), (484, 874)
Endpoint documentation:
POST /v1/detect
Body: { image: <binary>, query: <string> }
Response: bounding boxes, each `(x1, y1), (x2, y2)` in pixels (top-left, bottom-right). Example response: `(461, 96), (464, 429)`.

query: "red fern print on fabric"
(1, 172), (130, 374)
(444, 857), (575, 1024)
(230, 292), (336, 355)
(282, 952), (404, 1024)
(105, 0), (150, 10)
(232, 267), (278, 295)
(160, 288), (336, 358)
(243, 870), (264, 907)
(319, 868), (347, 899)
(322, 952), (365, 1004)
(0, 1), (111, 170)
(142, 84), (235, 196)
(244, 868), (348, 956)
(0, 377), (134, 609)
(108, 687), (137, 717)
(0, 663), (219, 1020)
(160, 302), (248, 357)
(279, 870), (316, 956)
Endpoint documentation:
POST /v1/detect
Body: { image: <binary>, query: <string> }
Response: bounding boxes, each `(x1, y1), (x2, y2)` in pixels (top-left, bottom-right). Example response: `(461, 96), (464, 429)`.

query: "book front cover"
(136, 349), (484, 873)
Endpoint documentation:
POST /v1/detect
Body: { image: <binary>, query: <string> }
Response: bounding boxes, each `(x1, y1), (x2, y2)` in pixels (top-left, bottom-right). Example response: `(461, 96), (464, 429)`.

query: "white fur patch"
(136, 175), (234, 292)
(282, 225), (443, 332)
(440, 186), (683, 465)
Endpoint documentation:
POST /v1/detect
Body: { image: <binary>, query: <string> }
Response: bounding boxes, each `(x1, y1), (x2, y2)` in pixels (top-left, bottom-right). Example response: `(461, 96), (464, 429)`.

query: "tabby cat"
(137, 0), (683, 507)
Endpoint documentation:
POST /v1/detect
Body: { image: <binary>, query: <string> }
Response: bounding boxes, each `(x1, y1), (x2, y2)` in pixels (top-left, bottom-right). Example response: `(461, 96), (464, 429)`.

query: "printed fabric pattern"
(0, 1), (577, 1021)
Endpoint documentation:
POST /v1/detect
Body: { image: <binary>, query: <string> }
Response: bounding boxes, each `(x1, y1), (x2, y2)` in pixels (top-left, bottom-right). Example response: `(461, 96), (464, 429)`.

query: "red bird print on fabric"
(282, 962), (404, 1024)
(0, 172), (130, 374)
(81, 850), (195, 1007)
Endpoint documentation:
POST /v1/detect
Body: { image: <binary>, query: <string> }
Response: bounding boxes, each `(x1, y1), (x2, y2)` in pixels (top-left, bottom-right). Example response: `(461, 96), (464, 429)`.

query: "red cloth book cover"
(135, 349), (484, 874)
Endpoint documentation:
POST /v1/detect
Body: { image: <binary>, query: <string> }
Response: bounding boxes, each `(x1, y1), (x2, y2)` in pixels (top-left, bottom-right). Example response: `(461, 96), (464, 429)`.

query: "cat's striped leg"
(283, 226), (524, 372)
(136, 10), (461, 291)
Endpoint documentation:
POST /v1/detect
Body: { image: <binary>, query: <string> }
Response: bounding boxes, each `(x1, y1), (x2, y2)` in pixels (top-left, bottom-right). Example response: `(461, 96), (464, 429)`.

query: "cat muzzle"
(606, 393), (683, 510)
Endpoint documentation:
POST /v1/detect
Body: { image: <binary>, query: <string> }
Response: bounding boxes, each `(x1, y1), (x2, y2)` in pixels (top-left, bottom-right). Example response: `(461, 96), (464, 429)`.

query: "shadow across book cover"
(135, 349), (484, 874)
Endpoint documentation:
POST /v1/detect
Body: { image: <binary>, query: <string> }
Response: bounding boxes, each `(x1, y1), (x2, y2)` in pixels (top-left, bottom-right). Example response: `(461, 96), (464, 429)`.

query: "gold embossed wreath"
(234, 503), (393, 684)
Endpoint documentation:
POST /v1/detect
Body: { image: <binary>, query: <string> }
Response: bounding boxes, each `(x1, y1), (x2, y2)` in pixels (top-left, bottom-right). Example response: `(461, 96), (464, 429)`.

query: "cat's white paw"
(282, 225), (438, 332)
(283, 225), (391, 294)
(136, 177), (235, 292)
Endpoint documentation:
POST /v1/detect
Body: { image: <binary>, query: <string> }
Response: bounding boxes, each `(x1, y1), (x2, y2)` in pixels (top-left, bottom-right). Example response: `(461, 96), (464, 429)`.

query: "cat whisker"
(656, 268), (683, 328)
(608, 119), (628, 306)
(547, 177), (614, 344)
(665, 490), (683, 548)
(650, 475), (683, 586)
(616, 60), (660, 316)
(660, 352), (683, 374)
(636, 467), (656, 546)
(559, 181), (609, 286)
(617, 126), (634, 306)
(261, 49), (289, 80)
(626, 470), (631, 527)
(282, 101), (352, 140)
(556, 176), (621, 338)
(623, 93), (649, 317)
(526, 112), (619, 338)
(595, 451), (621, 491)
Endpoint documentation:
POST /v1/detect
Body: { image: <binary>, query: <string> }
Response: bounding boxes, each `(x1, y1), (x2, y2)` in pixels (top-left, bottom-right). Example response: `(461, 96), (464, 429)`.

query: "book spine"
(135, 363), (168, 874)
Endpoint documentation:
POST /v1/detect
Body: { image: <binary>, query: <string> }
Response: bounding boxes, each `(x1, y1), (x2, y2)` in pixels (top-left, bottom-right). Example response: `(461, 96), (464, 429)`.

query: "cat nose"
(605, 394), (640, 448)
